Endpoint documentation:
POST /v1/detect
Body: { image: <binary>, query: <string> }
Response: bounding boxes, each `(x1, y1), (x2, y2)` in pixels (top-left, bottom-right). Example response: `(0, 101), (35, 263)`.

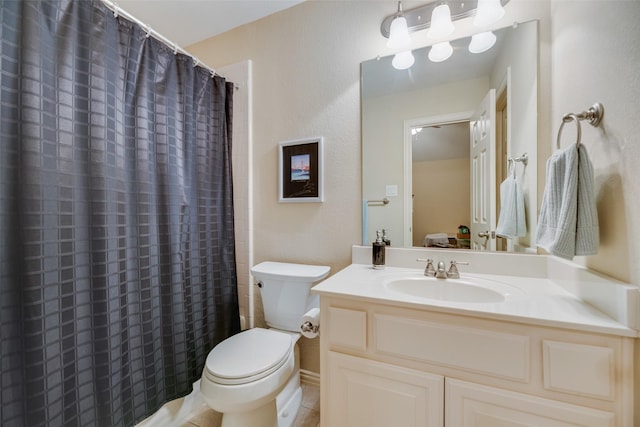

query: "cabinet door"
(327, 351), (444, 427)
(445, 379), (615, 427)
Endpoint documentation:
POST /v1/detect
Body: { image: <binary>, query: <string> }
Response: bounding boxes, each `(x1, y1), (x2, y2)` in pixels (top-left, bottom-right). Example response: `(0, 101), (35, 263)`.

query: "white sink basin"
(384, 276), (523, 303)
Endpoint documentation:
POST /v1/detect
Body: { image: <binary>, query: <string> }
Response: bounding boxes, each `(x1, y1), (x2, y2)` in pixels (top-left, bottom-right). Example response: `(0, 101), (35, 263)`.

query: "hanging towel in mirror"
(535, 145), (598, 259)
(495, 174), (526, 239)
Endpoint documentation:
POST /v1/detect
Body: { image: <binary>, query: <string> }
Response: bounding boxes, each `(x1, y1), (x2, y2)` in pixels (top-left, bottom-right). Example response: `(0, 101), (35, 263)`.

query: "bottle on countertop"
(372, 230), (386, 270)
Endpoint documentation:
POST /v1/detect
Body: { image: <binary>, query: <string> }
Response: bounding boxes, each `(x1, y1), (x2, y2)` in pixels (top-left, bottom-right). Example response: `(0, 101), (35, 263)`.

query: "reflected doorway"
(410, 121), (471, 247)
(496, 87), (508, 252)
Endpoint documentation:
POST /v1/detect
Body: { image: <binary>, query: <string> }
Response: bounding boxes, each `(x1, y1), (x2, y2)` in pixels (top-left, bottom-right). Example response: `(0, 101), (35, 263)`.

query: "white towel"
(495, 174), (526, 239)
(536, 145), (599, 259)
(575, 145), (599, 255)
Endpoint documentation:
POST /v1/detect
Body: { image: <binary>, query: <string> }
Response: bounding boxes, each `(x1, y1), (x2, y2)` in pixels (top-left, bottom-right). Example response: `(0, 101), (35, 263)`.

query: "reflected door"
(470, 89), (496, 251)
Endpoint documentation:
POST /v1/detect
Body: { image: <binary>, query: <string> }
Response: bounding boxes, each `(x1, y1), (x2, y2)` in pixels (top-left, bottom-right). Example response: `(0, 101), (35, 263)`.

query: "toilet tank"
(250, 262), (330, 332)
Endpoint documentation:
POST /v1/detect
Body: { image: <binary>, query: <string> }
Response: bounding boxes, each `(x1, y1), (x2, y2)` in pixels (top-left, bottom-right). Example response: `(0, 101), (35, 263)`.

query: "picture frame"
(278, 137), (324, 203)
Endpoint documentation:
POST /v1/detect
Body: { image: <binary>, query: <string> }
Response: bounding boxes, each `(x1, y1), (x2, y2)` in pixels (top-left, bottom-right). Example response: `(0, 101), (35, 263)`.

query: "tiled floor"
(138, 382), (320, 427)
(291, 383), (320, 427)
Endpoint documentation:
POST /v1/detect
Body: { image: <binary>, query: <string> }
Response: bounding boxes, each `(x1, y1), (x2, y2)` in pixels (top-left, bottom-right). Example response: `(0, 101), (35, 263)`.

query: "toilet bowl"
(200, 262), (330, 427)
(200, 328), (297, 427)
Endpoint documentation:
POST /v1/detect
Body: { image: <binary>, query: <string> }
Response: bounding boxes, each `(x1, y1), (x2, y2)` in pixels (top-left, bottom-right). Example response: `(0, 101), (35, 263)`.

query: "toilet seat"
(204, 328), (292, 386)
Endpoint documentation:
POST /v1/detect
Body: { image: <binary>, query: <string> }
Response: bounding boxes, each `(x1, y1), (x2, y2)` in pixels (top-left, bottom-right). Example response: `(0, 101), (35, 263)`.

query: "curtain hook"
(173, 43), (179, 55)
(192, 57), (200, 68)
(145, 25), (152, 38)
(210, 70), (216, 79)
(113, 2), (119, 18)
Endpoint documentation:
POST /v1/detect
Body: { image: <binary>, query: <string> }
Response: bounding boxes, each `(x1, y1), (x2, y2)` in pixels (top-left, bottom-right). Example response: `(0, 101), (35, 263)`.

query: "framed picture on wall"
(278, 137), (324, 203)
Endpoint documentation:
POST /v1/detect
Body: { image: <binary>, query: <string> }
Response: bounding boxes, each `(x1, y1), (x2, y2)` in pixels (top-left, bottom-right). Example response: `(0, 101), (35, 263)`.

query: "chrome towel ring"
(556, 102), (604, 149)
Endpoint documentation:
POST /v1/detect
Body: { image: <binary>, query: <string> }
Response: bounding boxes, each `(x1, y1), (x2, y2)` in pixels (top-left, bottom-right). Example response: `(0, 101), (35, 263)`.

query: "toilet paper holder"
(301, 321), (319, 334)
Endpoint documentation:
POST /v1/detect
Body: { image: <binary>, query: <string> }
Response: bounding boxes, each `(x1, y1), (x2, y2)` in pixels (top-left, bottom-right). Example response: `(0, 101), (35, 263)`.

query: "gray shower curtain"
(0, 1), (241, 426)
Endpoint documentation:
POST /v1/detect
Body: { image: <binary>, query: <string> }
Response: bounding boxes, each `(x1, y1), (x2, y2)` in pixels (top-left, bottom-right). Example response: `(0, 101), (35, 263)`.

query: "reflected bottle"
(382, 229), (391, 246)
(372, 230), (386, 270)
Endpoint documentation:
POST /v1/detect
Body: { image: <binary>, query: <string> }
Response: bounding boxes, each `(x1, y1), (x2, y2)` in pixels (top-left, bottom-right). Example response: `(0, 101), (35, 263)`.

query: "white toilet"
(200, 261), (330, 427)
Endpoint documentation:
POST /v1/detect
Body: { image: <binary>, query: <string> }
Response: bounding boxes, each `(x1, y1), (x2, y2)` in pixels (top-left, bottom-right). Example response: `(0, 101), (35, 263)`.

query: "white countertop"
(312, 263), (638, 338)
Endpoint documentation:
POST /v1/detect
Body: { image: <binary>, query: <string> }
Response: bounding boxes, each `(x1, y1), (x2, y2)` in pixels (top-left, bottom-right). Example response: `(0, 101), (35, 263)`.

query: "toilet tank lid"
(250, 262), (330, 282)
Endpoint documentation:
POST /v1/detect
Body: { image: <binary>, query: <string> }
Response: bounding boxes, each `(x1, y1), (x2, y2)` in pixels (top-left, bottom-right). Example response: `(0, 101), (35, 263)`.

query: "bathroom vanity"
(312, 247), (638, 427)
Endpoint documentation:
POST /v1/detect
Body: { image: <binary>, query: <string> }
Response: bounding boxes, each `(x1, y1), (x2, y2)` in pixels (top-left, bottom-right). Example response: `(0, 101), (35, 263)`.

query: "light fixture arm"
(395, 1), (403, 17)
(381, 0), (510, 38)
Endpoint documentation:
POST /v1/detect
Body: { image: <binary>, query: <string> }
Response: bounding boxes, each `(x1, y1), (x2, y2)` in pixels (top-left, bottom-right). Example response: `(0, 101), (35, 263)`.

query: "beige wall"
(188, 0), (640, 373)
(549, 0), (640, 284)
(412, 158), (471, 246)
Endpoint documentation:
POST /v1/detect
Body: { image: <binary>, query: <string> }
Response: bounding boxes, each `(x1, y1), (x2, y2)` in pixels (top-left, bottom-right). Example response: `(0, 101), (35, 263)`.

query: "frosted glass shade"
(392, 50), (415, 70)
(474, 0), (505, 27)
(469, 31), (497, 53)
(428, 4), (454, 39)
(387, 16), (412, 49)
(428, 41), (453, 62)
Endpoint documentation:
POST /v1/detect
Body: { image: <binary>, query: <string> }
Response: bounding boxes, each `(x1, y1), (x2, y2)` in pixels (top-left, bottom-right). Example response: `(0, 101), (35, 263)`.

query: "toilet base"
(218, 370), (302, 427)
(202, 333), (304, 427)
(276, 372), (302, 427)
(221, 399), (278, 427)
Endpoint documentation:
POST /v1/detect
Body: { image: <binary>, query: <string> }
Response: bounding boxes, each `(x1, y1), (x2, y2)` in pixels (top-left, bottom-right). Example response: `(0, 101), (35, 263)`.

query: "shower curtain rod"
(100, 0), (225, 80)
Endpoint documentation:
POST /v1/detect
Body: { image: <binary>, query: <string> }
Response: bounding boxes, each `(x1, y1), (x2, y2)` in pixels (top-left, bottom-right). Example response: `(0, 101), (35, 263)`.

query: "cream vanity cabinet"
(319, 297), (635, 427)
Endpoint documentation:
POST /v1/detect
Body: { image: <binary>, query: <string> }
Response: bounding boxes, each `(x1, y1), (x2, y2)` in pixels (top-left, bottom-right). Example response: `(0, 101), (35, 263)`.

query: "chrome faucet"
(435, 261), (447, 279)
(418, 259), (469, 279)
(446, 260), (469, 279)
(416, 258), (436, 277)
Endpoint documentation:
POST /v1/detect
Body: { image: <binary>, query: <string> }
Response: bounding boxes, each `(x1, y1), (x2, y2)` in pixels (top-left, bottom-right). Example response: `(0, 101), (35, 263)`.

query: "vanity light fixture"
(387, 2), (412, 50)
(427, 3), (454, 39)
(428, 41), (454, 62)
(474, 0), (506, 28)
(380, 0), (509, 39)
(392, 50), (416, 70)
(387, 2), (414, 70)
(381, 0), (509, 66)
(468, 31), (497, 53)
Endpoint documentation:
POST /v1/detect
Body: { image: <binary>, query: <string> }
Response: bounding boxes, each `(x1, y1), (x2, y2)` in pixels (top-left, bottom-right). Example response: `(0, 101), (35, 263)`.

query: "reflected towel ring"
(556, 113), (581, 149)
(507, 157), (516, 178)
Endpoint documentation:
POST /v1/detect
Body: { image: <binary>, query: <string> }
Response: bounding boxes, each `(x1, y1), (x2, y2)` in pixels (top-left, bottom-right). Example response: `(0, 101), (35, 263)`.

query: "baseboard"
(300, 369), (320, 387)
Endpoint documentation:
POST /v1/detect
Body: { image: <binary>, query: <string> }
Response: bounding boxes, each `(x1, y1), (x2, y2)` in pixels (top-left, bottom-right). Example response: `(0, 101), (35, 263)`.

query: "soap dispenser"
(372, 230), (386, 270)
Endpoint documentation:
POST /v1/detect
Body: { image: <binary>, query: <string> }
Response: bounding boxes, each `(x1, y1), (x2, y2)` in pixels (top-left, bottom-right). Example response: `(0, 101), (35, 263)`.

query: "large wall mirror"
(362, 20), (538, 252)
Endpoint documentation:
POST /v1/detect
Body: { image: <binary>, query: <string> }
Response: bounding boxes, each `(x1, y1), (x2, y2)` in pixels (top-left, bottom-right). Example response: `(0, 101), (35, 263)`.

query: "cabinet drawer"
(374, 313), (530, 381)
(328, 307), (367, 351)
(543, 340), (615, 400)
(446, 378), (615, 427)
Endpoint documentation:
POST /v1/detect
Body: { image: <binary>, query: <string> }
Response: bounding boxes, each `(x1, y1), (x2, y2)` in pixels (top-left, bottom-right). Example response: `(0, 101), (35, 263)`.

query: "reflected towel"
(535, 145), (599, 259)
(495, 174), (526, 239)
(424, 233), (449, 247)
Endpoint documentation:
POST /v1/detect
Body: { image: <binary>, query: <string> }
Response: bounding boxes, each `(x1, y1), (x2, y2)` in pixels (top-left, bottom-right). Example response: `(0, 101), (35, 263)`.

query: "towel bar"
(367, 198), (389, 206)
(509, 153), (528, 166)
(507, 153), (528, 178)
(556, 102), (604, 149)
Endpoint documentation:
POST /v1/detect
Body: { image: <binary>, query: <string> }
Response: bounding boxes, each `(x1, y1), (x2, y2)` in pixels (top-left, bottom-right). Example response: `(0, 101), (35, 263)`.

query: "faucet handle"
(417, 258), (436, 277)
(447, 260), (469, 279)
